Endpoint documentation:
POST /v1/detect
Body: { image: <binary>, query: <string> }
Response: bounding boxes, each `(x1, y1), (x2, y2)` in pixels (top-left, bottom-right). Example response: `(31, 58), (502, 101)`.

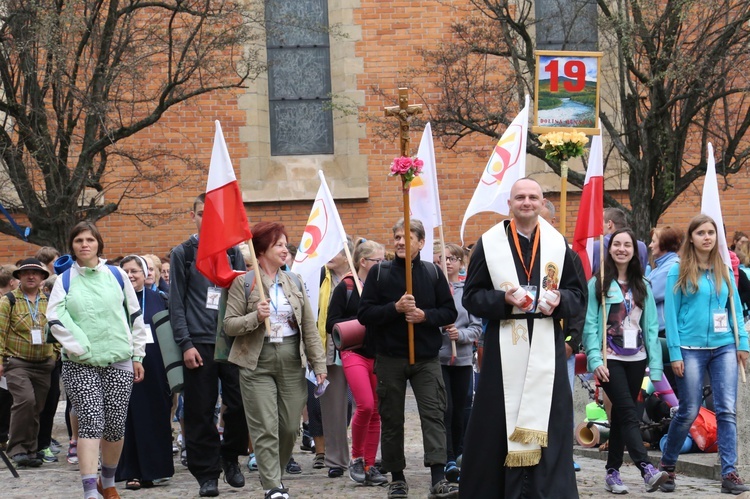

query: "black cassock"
(460, 222), (586, 498)
(116, 288), (174, 483)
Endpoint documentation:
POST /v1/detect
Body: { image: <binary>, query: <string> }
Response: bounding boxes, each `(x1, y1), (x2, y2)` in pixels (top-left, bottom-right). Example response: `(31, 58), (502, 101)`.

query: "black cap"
(13, 258), (51, 279)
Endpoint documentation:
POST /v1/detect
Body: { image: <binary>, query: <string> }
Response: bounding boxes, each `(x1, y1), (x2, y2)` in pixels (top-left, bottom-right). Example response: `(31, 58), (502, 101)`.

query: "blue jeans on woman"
(661, 343), (739, 476)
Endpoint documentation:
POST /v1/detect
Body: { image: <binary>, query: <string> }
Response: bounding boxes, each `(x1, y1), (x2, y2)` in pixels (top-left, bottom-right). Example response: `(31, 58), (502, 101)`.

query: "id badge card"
(269, 322), (283, 343)
(31, 328), (43, 345)
(206, 287), (222, 310)
(713, 308), (729, 333)
(622, 326), (639, 349)
(144, 324), (155, 344)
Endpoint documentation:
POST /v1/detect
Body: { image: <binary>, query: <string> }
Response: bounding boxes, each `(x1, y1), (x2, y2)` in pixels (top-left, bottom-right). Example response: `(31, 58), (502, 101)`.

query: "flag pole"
(560, 160), (569, 237)
(728, 294), (747, 383)
(343, 243), (362, 295)
(246, 238), (272, 333)
(600, 233), (607, 369)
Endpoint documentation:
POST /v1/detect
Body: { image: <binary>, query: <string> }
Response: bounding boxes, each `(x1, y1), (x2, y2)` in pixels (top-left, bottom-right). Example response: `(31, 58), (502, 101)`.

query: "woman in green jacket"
(583, 228), (667, 495)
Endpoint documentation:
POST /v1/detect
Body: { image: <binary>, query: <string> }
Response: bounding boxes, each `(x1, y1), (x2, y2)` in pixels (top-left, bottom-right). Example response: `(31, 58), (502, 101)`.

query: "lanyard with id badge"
(622, 292), (642, 350)
(25, 294), (44, 345)
(140, 292), (155, 344)
(268, 277), (283, 343)
(707, 270), (730, 333)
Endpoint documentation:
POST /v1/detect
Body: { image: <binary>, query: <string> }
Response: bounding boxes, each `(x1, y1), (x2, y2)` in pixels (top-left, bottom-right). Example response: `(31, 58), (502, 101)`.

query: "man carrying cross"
(460, 178), (587, 498)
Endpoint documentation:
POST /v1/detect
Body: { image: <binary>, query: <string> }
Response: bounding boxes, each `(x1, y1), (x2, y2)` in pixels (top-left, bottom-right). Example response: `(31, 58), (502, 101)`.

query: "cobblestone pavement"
(1, 391), (742, 498)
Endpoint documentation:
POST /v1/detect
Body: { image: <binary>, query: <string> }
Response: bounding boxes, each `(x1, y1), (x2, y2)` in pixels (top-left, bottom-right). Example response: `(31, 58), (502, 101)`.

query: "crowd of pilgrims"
(1, 191), (749, 499)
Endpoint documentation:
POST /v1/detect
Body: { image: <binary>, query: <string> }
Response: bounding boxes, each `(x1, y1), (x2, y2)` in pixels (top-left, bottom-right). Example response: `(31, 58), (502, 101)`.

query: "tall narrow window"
(535, 0), (598, 51)
(266, 0), (333, 156)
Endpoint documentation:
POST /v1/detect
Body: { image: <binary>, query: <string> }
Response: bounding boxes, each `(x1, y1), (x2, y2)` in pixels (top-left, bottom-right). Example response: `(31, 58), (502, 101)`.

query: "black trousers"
(0, 387), (11, 442)
(37, 359), (62, 450)
(183, 342), (248, 482)
(441, 364), (472, 461)
(600, 358), (650, 473)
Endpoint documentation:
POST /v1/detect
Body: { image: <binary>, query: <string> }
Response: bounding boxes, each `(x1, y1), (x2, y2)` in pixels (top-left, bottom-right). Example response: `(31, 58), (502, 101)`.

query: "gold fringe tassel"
(504, 449), (542, 467)
(509, 427), (549, 447)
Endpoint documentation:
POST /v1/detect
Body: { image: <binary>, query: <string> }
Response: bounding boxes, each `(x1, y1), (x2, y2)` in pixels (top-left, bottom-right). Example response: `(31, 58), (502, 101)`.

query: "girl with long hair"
(583, 228), (667, 494)
(660, 214), (750, 494)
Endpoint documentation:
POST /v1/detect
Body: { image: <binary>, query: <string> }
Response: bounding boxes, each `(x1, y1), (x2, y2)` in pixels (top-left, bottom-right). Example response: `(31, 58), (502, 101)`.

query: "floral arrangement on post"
(389, 156), (424, 187)
(538, 131), (589, 163)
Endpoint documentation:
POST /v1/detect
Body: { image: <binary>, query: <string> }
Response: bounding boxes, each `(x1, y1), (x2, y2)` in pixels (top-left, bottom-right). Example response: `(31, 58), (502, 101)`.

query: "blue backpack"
(61, 265), (125, 293)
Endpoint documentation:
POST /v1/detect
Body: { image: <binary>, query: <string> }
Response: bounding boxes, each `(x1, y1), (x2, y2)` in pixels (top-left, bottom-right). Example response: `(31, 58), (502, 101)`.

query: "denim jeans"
(662, 344), (739, 476)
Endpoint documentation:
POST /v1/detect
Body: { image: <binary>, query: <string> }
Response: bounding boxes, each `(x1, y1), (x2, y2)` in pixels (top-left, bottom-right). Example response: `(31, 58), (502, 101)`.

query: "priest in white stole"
(459, 178), (586, 498)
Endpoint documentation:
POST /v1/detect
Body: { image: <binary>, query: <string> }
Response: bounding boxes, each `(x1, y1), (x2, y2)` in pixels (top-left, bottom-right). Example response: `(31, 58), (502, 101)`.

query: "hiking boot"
(199, 479), (219, 497)
(265, 486), (290, 499)
(12, 453), (31, 466)
(49, 439), (62, 454)
(641, 462), (669, 492)
(444, 460), (460, 483)
(37, 447), (58, 463)
(364, 466), (388, 486)
(328, 466), (344, 478)
(604, 468), (629, 494)
(659, 462), (676, 492)
(348, 457), (366, 483)
(286, 457), (302, 475)
(388, 480), (409, 498)
(722, 471), (750, 495)
(221, 457), (245, 488)
(428, 478), (459, 499)
(66, 441), (78, 464)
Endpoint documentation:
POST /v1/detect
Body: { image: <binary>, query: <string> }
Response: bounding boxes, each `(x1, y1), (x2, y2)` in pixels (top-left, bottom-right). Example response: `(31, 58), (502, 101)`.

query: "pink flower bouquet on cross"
(389, 156), (424, 186)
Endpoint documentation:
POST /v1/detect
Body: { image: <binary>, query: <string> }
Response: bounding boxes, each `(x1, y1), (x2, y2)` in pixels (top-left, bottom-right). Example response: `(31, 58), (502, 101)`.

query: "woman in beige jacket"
(224, 221), (326, 499)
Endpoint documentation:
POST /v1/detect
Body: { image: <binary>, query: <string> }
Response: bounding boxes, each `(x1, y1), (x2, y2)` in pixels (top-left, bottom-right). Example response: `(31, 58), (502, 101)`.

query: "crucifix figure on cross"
(384, 88), (423, 157)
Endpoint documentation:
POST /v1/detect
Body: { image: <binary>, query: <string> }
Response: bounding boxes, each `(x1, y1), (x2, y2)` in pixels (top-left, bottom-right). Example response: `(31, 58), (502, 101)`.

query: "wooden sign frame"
(532, 50), (603, 135)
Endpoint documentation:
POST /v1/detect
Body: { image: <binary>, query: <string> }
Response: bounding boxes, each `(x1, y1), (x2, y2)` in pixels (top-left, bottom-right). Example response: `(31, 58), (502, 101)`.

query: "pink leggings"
(341, 350), (380, 467)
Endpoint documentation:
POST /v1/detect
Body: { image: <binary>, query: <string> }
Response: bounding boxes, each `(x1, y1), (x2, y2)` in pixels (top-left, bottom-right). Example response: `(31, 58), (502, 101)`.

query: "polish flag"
(572, 125), (604, 279)
(196, 121), (252, 288)
(700, 142), (731, 267)
(460, 95), (530, 243)
(410, 122), (442, 261)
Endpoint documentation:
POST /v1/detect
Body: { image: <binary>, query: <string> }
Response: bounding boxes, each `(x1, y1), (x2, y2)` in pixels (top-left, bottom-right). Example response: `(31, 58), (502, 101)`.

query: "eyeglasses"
(439, 256), (461, 263)
(364, 258), (384, 263)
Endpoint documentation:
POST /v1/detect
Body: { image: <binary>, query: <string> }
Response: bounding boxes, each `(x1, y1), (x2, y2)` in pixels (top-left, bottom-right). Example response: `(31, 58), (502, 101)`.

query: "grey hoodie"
(439, 281), (483, 366)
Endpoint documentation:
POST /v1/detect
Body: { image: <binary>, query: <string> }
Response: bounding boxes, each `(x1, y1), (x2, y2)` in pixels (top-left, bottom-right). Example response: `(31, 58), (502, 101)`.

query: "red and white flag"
(291, 170), (349, 315)
(410, 122), (442, 261)
(701, 142), (731, 267)
(196, 121), (252, 288)
(572, 125), (604, 279)
(460, 95), (529, 243)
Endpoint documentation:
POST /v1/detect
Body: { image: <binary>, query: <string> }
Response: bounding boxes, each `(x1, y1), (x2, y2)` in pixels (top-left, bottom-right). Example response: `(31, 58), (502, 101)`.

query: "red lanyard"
(510, 220), (540, 283)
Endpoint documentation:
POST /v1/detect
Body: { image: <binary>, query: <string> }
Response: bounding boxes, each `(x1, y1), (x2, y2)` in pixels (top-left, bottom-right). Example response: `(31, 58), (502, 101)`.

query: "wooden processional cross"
(384, 88), (422, 364)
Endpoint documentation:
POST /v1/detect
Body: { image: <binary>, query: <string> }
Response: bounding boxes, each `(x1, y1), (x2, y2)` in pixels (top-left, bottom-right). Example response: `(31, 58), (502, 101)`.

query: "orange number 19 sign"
(532, 50), (603, 135)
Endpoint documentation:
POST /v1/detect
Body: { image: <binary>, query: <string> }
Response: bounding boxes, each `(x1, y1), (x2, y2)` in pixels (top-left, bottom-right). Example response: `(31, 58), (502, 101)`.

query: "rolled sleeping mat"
(53, 254), (74, 275)
(152, 309), (184, 393)
(574, 352), (587, 374)
(575, 421), (610, 448)
(332, 319), (366, 351)
(652, 376), (679, 408)
(660, 433), (694, 454)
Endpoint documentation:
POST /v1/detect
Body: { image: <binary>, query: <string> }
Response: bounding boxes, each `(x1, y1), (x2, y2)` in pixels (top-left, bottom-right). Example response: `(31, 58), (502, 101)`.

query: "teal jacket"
(583, 277), (663, 381)
(47, 259), (147, 366)
(664, 263), (749, 361)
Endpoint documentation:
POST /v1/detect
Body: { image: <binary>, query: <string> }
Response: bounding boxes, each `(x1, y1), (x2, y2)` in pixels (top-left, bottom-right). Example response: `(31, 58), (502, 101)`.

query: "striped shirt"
(0, 288), (54, 362)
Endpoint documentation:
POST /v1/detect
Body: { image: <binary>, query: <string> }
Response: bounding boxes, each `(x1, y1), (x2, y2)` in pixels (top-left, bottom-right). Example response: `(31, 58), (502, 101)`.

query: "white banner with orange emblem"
(291, 170), (349, 315)
(460, 95), (529, 243)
